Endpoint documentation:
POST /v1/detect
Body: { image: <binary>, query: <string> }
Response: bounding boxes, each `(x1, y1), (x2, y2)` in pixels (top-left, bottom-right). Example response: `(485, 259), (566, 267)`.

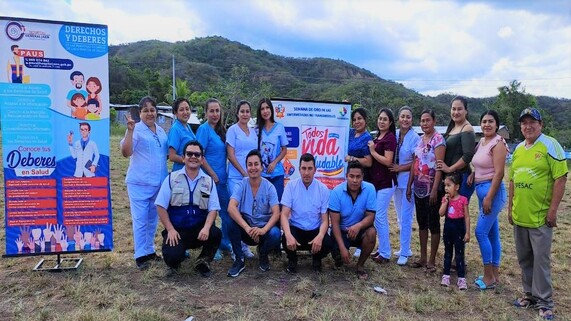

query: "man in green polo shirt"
(508, 107), (567, 321)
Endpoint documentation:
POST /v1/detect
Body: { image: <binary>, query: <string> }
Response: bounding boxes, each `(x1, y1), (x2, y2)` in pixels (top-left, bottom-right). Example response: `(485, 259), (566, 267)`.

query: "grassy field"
(0, 134), (570, 321)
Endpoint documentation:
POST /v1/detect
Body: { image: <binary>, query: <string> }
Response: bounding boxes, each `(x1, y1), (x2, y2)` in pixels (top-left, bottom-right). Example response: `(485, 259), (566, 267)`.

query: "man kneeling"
(227, 150), (281, 277)
(330, 161), (377, 280)
(155, 141), (221, 277)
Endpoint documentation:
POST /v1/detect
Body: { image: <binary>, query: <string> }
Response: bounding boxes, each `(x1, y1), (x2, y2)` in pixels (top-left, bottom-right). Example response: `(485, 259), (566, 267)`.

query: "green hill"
(108, 36), (570, 144)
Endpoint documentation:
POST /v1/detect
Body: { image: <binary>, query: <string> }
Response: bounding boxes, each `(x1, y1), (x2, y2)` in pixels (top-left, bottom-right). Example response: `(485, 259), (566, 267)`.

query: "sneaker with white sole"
(397, 255), (408, 266)
(227, 258), (245, 277)
(441, 274), (450, 287)
(457, 277), (467, 290)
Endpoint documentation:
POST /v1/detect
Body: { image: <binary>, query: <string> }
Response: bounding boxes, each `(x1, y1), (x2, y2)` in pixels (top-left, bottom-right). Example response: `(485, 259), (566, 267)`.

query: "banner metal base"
(33, 254), (83, 272)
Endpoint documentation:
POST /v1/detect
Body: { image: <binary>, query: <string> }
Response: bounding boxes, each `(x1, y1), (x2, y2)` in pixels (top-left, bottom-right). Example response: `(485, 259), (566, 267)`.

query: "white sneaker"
(397, 255), (408, 266)
(242, 243), (255, 259)
(394, 250), (413, 257)
(353, 248), (361, 258)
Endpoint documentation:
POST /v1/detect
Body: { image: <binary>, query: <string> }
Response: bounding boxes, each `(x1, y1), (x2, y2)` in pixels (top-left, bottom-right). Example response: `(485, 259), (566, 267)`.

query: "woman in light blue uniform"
(256, 98), (288, 201)
(391, 106), (420, 266)
(168, 98), (196, 171)
(226, 100), (258, 258)
(196, 98), (233, 260)
(121, 96), (168, 270)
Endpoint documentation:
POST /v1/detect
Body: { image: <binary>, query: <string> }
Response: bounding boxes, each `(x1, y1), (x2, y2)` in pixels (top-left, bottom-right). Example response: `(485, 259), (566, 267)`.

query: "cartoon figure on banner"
(66, 70), (88, 118)
(260, 141), (276, 169)
(275, 104), (285, 119)
(283, 157), (295, 178)
(67, 122), (100, 177)
(85, 76), (102, 119)
(70, 93), (89, 120)
(6, 44), (24, 83)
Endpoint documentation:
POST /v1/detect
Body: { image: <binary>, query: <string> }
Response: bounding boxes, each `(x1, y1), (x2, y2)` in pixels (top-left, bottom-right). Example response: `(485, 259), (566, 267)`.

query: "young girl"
(439, 172), (470, 289)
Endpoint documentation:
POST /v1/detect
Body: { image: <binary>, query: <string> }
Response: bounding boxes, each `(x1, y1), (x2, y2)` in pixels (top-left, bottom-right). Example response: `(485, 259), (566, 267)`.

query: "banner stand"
(33, 254), (83, 272)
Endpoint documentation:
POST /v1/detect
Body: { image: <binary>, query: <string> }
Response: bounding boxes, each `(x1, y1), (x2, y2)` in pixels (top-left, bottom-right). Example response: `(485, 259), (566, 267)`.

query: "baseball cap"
(519, 107), (542, 122)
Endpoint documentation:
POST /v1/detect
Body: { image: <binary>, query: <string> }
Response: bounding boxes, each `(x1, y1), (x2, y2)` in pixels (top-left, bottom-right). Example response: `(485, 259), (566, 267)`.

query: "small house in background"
(111, 104), (201, 132)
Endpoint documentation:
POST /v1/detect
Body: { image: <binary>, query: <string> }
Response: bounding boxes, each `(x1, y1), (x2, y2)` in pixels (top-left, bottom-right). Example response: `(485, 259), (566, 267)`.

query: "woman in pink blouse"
(469, 110), (508, 290)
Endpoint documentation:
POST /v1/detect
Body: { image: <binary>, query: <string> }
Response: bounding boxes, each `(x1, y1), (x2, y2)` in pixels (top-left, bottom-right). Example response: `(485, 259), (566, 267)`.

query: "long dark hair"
(256, 98), (275, 149)
(445, 95), (468, 137)
(376, 108), (396, 138)
(205, 98), (226, 142)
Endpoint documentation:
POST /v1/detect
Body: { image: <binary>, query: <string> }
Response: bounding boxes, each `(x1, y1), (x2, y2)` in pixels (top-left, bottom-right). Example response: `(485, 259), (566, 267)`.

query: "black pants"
(282, 225), (332, 262)
(443, 218), (466, 277)
(415, 194), (441, 234)
(161, 224), (221, 269)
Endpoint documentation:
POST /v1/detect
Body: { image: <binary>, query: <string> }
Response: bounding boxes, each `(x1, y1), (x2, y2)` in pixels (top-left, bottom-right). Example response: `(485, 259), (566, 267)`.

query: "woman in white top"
(226, 100), (259, 259)
(390, 106), (420, 266)
(121, 96), (168, 270)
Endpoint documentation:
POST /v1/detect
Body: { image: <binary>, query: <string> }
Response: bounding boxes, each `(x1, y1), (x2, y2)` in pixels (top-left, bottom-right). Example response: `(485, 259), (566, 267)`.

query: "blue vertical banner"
(0, 17), (112, 256)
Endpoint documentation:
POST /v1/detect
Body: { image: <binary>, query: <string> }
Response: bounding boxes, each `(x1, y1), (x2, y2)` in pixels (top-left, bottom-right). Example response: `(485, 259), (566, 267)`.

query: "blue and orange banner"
(1, 17), (113, 256)
(272, 98), (350, 189)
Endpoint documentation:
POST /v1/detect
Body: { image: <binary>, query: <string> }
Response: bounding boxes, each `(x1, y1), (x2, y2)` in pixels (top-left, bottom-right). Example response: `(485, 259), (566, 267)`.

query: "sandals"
(356, 269), (369, 280)
(539, 308), (554, 321)
(410, 261), (425, 268)
(474, 278), (495, 290)
(425, 265), (437, 273)
(513, 297), (536, 309)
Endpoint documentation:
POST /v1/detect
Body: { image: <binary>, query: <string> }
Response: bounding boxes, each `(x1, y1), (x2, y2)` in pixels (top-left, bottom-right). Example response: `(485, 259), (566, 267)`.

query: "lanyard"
(183, 174), (197, 216)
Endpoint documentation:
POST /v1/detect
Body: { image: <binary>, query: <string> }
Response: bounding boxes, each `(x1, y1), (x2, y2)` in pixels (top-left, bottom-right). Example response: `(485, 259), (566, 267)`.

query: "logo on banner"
(6, 21), (25, 41)
(275, 104), (286, 119)
(301, 126), (344, 176)
(339, 106), (347, 117)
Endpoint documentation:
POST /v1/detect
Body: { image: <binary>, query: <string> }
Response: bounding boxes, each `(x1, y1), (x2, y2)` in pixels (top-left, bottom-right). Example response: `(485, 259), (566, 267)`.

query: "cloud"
(497, 26), (513, 38)
(1, 0), (569, 98)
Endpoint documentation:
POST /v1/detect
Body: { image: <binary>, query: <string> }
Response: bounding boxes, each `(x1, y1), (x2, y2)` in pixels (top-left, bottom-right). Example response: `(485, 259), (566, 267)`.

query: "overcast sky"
(2, 0), (570, 98)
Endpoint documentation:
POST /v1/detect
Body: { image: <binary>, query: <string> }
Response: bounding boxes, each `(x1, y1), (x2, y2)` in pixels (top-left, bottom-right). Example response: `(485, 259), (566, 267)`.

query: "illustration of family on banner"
(0, 16), (113, 256)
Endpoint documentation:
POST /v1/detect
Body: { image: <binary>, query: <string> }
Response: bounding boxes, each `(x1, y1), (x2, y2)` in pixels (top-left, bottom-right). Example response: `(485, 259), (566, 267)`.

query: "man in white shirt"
(281, 153), (332, 273)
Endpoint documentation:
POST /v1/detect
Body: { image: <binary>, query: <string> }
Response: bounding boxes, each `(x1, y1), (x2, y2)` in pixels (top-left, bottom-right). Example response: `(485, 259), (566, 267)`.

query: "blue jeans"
(216, 182), (233, 252)
(475, 181), (506, 266)
(228, 219), (281, 260)
(459, 171), (475, 202)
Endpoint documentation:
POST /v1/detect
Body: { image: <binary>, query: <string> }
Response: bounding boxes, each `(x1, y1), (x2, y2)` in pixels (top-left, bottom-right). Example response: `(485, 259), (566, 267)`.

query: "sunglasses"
(185, 151), (202, 158)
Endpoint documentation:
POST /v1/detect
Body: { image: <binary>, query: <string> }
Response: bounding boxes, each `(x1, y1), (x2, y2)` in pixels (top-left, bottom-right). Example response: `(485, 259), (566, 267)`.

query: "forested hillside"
(108, 36), (570, 145)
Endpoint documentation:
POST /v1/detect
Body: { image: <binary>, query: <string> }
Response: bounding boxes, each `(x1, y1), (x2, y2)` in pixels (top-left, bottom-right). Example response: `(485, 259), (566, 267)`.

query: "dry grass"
(0, 135), (570, 321)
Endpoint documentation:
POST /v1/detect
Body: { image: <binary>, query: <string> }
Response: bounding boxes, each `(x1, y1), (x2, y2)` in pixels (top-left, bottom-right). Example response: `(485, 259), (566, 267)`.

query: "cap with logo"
(519, 107), (542, 122)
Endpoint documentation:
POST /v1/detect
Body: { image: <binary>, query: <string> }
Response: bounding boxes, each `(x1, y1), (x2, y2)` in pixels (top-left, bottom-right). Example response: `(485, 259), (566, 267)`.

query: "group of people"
(120, 96), (566, 321)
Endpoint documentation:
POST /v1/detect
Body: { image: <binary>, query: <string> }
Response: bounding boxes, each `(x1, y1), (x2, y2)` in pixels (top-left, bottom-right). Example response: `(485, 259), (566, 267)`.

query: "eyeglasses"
(185, 151), (202, 158)
(152, 134), (161, 147)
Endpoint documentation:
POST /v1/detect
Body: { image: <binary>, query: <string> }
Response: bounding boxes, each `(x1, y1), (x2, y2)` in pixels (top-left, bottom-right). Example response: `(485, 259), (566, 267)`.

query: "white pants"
(375, 186), (396, 259)
(394, 187), (414, 257)
(127, 183), (160, 259)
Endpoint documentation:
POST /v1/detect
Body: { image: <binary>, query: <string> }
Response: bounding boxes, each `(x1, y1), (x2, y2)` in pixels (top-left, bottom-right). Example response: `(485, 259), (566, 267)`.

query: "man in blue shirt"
(281, 153), (332, 273)
(226, 150), (281, 277)
(329, 161), (377, 280)
(155, 141), (221, 277)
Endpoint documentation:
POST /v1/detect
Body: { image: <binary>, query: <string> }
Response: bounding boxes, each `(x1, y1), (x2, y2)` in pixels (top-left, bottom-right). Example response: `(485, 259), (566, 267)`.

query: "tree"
(492, 80), (537, 142)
